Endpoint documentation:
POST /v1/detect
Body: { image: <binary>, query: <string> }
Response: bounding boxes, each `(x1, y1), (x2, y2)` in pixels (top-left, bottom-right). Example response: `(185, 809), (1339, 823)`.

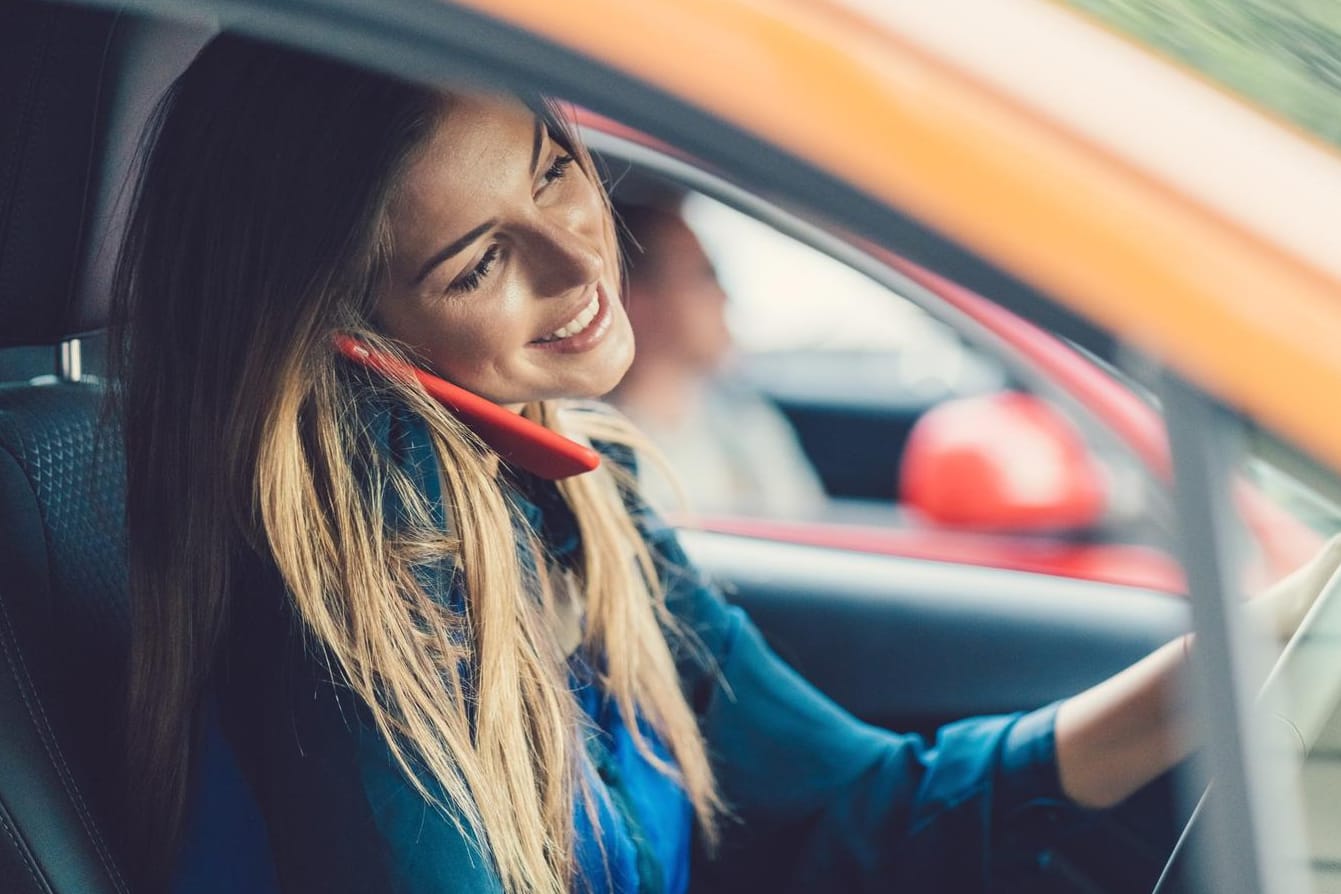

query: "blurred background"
(1068, 0), (1340, 148)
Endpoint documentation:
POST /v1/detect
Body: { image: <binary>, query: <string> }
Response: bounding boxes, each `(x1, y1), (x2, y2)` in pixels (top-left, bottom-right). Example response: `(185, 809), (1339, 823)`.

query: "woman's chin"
(568, 319), (635, 399)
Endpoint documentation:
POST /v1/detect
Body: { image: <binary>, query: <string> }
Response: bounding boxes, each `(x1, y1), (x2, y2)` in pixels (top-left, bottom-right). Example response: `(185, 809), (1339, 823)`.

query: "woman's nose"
(524, 208), (605, 297)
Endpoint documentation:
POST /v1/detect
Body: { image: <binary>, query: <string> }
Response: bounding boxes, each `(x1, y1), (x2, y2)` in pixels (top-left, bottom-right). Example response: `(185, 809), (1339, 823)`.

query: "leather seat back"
(0, 2), (206, 890)
(0, 384), (130, 894)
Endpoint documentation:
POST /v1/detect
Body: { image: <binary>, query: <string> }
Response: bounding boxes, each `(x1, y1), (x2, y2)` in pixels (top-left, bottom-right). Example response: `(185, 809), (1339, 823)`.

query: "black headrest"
(0, 1), (211, 350)
(0, 0), (118, 347)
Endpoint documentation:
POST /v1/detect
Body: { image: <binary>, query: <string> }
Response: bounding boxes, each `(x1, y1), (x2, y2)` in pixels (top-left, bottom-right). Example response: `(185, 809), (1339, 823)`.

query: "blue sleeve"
(615, 458), (1092, 893)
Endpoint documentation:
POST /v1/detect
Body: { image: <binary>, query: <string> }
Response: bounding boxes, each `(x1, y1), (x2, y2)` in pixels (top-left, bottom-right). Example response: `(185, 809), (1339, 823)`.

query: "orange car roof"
(461, 0), (1341, 471)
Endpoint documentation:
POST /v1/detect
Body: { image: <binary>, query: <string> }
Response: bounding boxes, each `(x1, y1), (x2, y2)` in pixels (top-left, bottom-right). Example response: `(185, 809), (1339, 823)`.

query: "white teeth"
(544, 293), (600, 341)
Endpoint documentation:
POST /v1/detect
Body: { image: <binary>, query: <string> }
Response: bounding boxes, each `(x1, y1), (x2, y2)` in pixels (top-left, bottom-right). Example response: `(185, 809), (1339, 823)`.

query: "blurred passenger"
(612, 200), (826, 517)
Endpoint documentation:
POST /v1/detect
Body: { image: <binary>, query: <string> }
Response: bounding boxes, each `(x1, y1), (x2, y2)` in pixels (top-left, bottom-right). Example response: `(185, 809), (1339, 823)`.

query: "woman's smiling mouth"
(529, 285), (613, 353)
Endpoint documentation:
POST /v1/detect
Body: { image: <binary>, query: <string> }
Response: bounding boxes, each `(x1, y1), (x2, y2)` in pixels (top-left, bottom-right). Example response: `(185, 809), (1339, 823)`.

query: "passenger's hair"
(614, 199), (684, 286)
(112, 33), (718, 893)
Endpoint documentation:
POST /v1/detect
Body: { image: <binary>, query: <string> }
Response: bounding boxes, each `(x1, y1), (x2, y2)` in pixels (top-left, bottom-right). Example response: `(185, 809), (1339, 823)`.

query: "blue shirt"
(177, 395), (1090, 893)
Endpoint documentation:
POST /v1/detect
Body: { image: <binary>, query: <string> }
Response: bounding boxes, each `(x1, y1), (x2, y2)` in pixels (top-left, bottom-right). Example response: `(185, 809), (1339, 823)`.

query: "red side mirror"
(900, 392), (1106, 531)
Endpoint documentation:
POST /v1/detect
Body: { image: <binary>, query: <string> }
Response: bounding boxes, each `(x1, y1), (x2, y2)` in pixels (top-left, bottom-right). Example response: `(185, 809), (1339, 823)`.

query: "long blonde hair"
(114, 33), (718, 893)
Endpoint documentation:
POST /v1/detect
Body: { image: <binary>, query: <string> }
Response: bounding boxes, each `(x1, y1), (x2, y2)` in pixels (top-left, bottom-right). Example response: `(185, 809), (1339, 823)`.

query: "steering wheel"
(1150, 563), (1341, 893)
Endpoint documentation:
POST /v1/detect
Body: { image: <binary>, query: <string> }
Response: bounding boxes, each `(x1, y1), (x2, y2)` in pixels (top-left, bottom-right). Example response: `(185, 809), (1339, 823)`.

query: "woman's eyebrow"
(411, 119), (546, 286)
(412, 219), (495, 285)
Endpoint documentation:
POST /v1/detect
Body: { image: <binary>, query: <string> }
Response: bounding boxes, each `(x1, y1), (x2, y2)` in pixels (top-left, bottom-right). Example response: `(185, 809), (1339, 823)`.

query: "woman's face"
(375, 93), (634, 408)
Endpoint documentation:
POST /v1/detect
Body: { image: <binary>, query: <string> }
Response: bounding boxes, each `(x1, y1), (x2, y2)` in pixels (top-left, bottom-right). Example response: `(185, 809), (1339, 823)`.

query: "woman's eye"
(446, 244), (500, 294)
(541, 154), (575, 187)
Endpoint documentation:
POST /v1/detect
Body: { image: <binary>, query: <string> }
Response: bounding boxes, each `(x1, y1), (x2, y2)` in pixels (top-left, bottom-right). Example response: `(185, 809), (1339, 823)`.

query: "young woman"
(113, 31), (1325, 894)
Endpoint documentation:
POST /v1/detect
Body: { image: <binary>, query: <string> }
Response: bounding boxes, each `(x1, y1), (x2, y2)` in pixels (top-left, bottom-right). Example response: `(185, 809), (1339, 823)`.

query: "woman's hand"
(1246, 533), (1341, 643)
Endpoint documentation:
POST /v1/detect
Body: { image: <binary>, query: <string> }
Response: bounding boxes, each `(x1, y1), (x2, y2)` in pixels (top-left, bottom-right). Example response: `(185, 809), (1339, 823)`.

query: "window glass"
(610, 184), (1167, 569)
(682, 193), (1004, 517)
(1231, 428), (1341, 891)
(612, 188), (998, 522)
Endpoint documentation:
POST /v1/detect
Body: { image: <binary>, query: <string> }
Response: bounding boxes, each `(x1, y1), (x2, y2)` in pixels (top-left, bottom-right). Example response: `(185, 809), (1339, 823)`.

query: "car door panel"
(683, 530), (1189, 731)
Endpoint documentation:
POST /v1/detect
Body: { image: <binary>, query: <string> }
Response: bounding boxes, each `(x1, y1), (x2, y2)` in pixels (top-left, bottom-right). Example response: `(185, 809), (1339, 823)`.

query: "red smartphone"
(334, 334), (601, 480)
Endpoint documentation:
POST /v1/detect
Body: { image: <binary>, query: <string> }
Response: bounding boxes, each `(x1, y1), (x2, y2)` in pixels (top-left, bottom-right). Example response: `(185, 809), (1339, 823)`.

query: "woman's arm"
(636, 514), (1086, 891)
(1056, 534), (1341, 809)
(1054, 635), (1192, 809)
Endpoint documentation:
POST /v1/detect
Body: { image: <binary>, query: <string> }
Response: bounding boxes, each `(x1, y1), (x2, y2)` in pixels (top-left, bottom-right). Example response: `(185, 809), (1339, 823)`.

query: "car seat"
(1, 3), (134, 890)
(0, 2), (206, 890)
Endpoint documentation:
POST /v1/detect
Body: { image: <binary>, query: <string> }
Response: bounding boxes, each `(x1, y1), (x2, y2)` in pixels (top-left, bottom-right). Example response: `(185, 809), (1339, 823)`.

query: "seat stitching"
(0, 796), (55, 894)
(0, 400), (131, 891)
(0, 539), (131, 892)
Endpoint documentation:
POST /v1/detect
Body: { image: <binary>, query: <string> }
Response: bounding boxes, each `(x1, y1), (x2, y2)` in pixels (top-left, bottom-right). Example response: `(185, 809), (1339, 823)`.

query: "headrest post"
(59, 339), (84, 383)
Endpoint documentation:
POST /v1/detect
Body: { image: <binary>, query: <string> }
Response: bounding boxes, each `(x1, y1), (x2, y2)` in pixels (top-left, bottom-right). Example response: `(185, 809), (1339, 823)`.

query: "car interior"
(0, 1), (1193, 891)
